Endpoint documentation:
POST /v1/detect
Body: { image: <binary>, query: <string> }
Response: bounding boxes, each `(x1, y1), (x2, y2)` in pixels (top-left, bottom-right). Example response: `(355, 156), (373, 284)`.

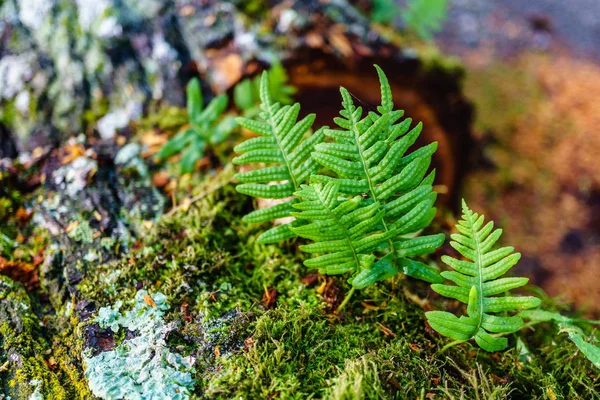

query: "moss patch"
(64, 167), (599, 399)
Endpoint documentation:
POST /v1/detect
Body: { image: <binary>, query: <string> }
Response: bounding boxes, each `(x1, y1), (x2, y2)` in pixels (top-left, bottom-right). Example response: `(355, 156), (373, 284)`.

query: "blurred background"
(1, 0), (599, 313)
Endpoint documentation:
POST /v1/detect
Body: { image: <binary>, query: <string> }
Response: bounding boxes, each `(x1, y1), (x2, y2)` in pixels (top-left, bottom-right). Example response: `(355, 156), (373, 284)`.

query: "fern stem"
(314, 186), (363, 272)
(336, 287), (356, 314)
(437, 339), (466, 354)
(347, 103), (398, 267)
(466, 208), (485, 334)
(264, 96), (298, 191)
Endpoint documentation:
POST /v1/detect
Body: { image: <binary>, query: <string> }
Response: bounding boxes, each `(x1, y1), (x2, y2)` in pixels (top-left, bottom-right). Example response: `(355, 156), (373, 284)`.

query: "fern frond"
(309, 65), (444, 285)
(233, 71), (324, 244)
(426, 200), (541, 352)
(289, 182), (395, 286)
(158, 78), (237, 173)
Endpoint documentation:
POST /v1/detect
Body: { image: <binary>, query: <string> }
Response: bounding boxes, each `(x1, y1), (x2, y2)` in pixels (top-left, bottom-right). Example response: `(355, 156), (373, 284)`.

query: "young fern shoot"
(232, 71), (324, 244)
(306, 65), (444, 287)
(426, 200), (541, 352)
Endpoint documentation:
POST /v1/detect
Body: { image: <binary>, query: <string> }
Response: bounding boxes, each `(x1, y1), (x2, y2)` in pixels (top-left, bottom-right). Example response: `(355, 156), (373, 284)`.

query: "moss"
(66, 219), (94, 244)
(0, 276), (70, 399)
(3, 152), (598, 399)
(65, 168), (598, 399)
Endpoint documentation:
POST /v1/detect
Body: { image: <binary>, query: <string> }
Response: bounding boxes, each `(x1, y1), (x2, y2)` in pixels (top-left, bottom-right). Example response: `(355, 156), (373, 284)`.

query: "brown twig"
(164, 177), (233, 218)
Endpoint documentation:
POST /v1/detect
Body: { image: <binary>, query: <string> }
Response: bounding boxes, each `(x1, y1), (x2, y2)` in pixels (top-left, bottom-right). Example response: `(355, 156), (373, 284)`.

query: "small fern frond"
(309, 65), (444, 285)
(158, 78), (237, 173)
(426, 200), (541, 352)
(233, 71), (324, 244)
(233, 61), (296, 116)
(290, 182), (395, 280)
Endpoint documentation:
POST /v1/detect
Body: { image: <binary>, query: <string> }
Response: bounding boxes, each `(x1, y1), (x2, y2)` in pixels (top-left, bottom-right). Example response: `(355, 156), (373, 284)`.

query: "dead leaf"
(262, 287), (278, 309)
(408, 343), (421, 352)
(211, 53), (243, 92)
(46, 356), (57, 370)
(181, 301), (192, 323)
(15, 207), (32, 224)
(143, 295), (157, 308)
(301, 273), (320, 287)
(65, 220), (79, 234)
(244, 337), (255, 351)
(60, 143), (86, 164)
(360, 302), (380, 312)
(0, 257), (39, 290)
(152, 171), (170, 188)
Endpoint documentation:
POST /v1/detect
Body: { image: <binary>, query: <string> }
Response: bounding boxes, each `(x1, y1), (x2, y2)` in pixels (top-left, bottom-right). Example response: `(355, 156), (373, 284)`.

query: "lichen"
(66, 220), (94, 244)
(83, 290), (196, 400)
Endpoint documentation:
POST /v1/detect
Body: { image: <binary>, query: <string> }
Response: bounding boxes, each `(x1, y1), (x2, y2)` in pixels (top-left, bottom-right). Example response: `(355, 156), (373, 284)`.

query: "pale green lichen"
(66, 220), (94, 244)
(83, 290), (196, 400)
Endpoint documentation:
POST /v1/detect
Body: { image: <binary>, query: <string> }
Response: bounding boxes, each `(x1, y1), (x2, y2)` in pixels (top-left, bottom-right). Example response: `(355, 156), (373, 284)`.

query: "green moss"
(68, 168), (599, 399)
(0, 276), (70, 399)
(67, 220), (94, 244)
(5, 156), (597, 399)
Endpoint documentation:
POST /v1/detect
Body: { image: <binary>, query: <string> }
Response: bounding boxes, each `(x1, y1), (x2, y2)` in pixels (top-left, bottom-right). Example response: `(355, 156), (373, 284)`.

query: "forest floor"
(1, 1), (600, 398)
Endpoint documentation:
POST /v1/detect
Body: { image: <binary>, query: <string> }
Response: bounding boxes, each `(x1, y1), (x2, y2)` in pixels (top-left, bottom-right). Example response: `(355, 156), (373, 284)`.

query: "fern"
(158, 78), (237, 173)
(426, 201), (541, 352)
(232, 71), (324, 244)
(403, 0), (449, 40)
(305, 65), (444, 287)
(518, 310), (600, 369)
(370, 0), (399, 25)
(234, 62), (296, 117)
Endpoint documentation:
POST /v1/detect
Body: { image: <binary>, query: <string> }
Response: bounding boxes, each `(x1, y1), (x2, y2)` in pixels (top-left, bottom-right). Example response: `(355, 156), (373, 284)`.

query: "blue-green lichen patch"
(83, 290), (195, 400)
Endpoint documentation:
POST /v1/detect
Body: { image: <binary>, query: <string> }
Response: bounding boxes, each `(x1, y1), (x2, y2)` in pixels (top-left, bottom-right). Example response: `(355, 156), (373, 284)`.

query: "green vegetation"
(234, 62), (296, 117)
(426, 201), (541, 352)
(519, 310), (600, 369)
(233, 72), (324, 244)
(71, 173), (599, 398)
(235, 66), (444, 296)
(403, 0), (449, 40)
(158, 78), (237, 173)
(3, 61), (600, 399)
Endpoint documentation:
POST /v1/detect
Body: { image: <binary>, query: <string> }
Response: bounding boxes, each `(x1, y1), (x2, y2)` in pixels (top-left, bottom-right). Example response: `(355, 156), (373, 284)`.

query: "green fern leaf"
(403, 0), (449, 40)
(309, 65), (444, 285)
(426, 200), (541, 352)
(519, 310), (600, 369)
(234, 61), (296, 116)
(289, 182), (396, 284)
(233, 71), (324, 244)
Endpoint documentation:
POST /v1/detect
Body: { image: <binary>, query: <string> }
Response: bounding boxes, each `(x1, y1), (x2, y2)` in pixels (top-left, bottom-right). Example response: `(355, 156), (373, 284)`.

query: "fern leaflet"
(426, 200), (541, 351)
(233, 71), (324, 244)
